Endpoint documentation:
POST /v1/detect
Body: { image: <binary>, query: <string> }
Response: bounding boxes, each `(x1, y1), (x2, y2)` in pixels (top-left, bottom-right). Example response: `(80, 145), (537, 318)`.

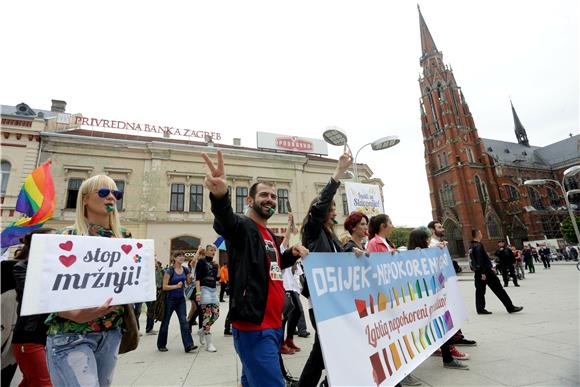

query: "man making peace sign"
(202, 150), (309, 387)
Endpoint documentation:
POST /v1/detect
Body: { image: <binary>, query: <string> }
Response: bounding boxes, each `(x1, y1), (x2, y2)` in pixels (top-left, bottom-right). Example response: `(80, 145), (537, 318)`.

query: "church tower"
(511, 100), (530, 146)
(418, 6), (503, 255)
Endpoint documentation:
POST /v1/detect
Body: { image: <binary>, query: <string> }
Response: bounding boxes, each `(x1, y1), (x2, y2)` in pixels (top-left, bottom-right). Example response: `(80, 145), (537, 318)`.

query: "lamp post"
(322, 126), (400, 182)
(524, 164), (580, 244)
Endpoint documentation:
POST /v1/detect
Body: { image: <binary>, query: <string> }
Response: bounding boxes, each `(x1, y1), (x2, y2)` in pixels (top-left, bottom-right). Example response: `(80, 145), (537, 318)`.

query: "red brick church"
(417, 7), (580, 256)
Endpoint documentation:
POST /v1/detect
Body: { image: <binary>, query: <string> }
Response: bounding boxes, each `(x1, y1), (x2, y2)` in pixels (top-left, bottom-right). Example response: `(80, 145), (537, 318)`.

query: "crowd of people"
(3, 148), (569, 387)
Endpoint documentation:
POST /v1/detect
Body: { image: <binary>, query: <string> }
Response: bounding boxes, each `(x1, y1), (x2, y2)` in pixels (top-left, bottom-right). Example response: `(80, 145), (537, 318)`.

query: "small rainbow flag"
(1, 161), (55, 248)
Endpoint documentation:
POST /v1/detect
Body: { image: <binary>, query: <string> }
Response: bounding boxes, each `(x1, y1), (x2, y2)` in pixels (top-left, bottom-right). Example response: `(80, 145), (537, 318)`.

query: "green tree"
(390, 227), (414, 248)
(560, 215), (580, 244)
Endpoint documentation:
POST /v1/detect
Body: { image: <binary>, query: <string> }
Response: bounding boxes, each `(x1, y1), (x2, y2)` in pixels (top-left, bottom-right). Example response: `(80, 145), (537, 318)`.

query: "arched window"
(503, 185), (520, 201)
(546, 187), (561, 207)
(440, 181), (455, 207)
(466, 148), (474, 163)
(474, 175), (489, 203)
(486, 215), (502, 239)
(1, 160), (10, 196)
(527, 187), (544, 210)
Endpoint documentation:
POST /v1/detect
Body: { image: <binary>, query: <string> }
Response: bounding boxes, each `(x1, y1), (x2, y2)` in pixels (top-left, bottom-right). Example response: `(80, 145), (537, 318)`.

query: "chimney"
(51, 99), (67, 113)
(233, 138), (241, 146)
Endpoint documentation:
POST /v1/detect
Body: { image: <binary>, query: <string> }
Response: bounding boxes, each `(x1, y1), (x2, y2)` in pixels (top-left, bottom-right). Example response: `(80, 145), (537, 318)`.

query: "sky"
(1, 0), (578, 227)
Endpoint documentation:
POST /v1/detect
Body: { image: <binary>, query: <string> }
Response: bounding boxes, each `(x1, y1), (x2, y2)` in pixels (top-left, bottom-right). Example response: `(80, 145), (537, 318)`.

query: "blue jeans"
(233, 327), (284, 387)
(157, 296), (194, 350)
(46, 328), (121, 387)
(133, 302), (155, 332)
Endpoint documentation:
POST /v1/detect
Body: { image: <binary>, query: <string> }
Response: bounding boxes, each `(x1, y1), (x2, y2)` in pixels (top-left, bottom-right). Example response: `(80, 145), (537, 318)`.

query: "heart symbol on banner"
(59, 255), (77, 267)
(136, 243), (143, 249)
(59, 241), (74, 251)
(121, 245), (132, 255)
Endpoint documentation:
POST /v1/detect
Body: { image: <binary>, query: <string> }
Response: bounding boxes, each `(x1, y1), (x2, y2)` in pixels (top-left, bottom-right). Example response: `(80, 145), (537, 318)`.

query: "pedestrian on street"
(195, 244), (220, 352)
(202, 150), (308, 387)
(539, 245), (552, 269)
(494, 240), (519, 287)
(512, 246), (525, 280)
(470, 229), (523, 315)
(522, 245), (535, 273)
(408, 227), (469, 371)
(45, 175), (131, 387)
(219, 263), (229, 302)
(298, 147), (353, 387)
(157, 252), (197, 353)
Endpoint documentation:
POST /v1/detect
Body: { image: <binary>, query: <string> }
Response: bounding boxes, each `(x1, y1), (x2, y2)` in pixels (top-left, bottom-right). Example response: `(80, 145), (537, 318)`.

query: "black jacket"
(210, 191), (299, 325)
(470, 240), (493, 274)
(12, 260), (49, 345)
(495, 247), (515, 265)
(301, 178), (343, 299)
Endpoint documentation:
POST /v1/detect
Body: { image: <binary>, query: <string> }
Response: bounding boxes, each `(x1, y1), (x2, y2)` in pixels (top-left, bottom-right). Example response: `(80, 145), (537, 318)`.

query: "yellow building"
(1, 100), (383, 263)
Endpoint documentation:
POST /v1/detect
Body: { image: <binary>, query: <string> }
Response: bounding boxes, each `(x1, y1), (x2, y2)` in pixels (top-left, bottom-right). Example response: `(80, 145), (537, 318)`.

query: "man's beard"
(435, 231), (444, 239)
(253, 203), (275, 220)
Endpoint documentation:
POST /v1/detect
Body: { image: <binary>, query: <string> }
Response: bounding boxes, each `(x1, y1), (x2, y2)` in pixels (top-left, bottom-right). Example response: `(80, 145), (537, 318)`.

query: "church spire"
(418, 5), (439, 58)
(511, 100), (529, 147)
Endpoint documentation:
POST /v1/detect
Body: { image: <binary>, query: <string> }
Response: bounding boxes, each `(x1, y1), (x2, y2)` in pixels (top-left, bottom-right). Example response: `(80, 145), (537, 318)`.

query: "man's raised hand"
(202, 150), (228, 198)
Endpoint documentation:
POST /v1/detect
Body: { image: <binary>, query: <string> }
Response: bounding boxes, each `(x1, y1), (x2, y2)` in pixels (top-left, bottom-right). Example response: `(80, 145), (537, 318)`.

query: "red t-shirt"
(233, 222), (285, 331)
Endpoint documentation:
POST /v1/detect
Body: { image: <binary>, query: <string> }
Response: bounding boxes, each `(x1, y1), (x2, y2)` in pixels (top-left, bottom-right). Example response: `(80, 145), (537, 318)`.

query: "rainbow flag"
(1, 161), (55, 248)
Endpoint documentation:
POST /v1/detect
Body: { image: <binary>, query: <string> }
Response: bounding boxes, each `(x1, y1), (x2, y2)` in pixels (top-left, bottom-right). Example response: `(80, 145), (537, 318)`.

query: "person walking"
(44, 175), (130, 387)
(11, 228), (55, 387)
(538, 245), (551, 269)
(219, 263), (229, 302)
(522, 245), (535, 273)
(298, 147), (353, 387)
(202, 150), (308, 387)
(157, 252), (197, 353)
(513, 246), (525, 280)
(195, 244), (220, 352)
(494, 240), (519, 287)
(470, 229), (523, 315)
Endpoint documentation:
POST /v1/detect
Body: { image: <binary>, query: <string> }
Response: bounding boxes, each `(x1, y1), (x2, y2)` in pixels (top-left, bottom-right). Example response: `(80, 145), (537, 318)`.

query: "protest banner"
(303, 247), (467, 386)
(20, 234), (156, 316)
(344, 182), (384, 216)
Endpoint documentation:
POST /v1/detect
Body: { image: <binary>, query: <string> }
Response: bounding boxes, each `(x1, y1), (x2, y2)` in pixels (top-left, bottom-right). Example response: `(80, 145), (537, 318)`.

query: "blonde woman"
(45, 175), (130, 387)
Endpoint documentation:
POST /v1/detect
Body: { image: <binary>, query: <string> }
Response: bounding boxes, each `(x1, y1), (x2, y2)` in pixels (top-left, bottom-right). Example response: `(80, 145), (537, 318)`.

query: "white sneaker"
(205, 333), (217, 352)
(198, 329), (206, 346)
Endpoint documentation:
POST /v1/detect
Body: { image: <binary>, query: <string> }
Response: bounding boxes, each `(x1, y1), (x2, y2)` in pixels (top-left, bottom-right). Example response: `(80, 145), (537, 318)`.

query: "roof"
(1, 104), (58, 120)
(482, 135), (579, 168)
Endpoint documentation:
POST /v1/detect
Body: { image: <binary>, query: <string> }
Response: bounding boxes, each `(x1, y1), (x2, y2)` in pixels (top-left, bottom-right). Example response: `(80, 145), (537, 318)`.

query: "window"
(486, 215), (502, 238)
(235, 187), (248, 214)
(440, 181), (455, 207)
(504, 185), (520, 201)
(474, 175), (489, 203)
(546, 187), (561, 207)
(1, 160), (11, 196)
(170, 183), (185, 211)
(114, 180), (125, 211)
(466, 148), (475, 163)
(66, 178), (83, 209)
(189, 184), (203, 212)
(342, 192), (349, 216)
(527, 187), (543, 210)
(277, 189), (289, 214)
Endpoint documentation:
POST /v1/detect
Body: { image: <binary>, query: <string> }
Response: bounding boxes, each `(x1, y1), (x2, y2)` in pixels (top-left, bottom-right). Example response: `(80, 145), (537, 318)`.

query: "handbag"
(184, 282), (196, 300)
(118, 305), (139, 354)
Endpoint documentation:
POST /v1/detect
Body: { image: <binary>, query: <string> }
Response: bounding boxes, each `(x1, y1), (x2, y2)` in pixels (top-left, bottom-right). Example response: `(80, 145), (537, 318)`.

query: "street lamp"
(524, 165), (580, 244)
(322, 127), (400, 181)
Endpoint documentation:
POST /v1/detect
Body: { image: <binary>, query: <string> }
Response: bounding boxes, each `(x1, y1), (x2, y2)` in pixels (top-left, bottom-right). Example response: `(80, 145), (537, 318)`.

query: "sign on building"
(256, 131), (328, 155)
(345, 182), (384, 216)
(303, 248), (467, 386)
(21, 234), (156, 315)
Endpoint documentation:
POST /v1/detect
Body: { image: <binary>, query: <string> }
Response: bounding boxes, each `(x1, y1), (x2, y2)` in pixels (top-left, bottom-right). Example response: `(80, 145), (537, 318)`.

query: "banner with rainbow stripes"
(303, 247), (467, 386)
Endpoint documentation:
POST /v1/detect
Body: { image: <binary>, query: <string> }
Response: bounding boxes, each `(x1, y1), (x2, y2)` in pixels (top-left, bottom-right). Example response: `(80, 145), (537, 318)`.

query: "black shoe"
(509, 306), (523, 313)
(185, 344), (198, 353)
(297, 331), (311, 338)
(224, 330), (232, 336)
(454, 338), (477, 346)
(504, 284), (509, 287)
(515, 284), (520, 287)
(477, 310), (492, 315)
(158, 347), (168, 352)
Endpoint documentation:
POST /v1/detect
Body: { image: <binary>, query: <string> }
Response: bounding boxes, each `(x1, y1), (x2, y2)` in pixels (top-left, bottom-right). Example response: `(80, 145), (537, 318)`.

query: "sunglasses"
(95, 188), (124, 200)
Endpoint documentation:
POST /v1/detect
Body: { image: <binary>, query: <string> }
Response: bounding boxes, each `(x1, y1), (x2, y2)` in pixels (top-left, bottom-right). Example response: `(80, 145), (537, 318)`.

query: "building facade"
(417, 7), (580, 255)
(1, 101), (381, 263)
